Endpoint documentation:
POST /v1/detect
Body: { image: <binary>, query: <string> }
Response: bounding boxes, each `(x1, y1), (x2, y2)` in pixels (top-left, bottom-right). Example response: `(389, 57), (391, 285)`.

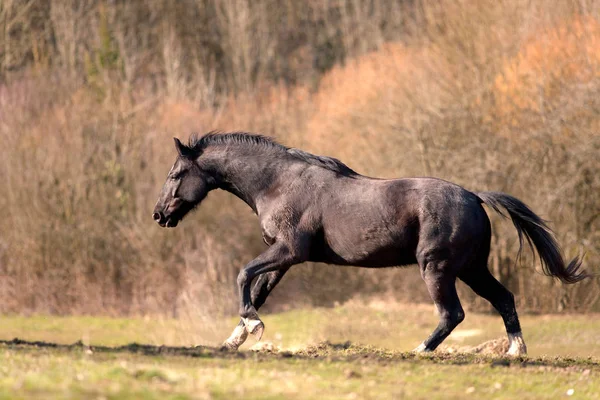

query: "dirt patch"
(441, 338), (509, 355)
(1, 338), (598, 372)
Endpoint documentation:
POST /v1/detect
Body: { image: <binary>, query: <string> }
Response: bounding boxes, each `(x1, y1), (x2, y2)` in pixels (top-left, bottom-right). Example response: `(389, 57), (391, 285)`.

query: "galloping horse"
(153, 131), (586, 355)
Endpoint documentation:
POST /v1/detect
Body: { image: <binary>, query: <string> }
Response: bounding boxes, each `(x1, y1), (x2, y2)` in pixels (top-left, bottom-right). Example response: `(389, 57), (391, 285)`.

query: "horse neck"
(200, 146), (288, 213)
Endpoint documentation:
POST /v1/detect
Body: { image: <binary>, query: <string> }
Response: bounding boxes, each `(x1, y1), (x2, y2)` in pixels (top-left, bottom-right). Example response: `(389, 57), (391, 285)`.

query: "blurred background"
(0, 0), (599, 319)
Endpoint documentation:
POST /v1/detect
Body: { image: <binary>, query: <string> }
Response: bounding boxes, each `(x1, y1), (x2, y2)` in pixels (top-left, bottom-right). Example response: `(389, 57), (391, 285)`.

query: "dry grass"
(0, 0), (599, 317)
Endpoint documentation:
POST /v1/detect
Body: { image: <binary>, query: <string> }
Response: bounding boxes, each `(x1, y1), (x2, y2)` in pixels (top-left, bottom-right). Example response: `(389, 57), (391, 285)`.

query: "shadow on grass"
(0, 338), (252, 360)
(1, 338), (598, 370)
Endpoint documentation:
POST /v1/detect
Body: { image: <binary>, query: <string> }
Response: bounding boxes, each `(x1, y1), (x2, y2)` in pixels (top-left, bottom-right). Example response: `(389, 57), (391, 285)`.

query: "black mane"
(285, 148), (359, 176)
(186, 131), (360, 177)
(188, 131), (278, 153)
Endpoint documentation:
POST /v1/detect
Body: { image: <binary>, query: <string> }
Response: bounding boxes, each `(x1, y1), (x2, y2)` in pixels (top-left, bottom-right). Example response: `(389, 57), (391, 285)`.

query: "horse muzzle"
(152, 210), (179, 228)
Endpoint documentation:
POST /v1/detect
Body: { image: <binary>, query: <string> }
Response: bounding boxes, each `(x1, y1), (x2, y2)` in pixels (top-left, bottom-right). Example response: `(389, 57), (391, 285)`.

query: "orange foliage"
(310, 43), (414, 125)
(494, 16), (600, 127)
(305, 43), (420, 162)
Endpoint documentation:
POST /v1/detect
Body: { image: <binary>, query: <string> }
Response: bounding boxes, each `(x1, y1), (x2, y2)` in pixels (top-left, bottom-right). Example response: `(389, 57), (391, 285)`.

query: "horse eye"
(172, 171), (186, 180)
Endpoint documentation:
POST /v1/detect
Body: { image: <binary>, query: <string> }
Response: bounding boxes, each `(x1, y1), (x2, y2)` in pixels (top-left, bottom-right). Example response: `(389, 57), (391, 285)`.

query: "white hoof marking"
(243, 318), (262, 332)
(507, 332), (527, 356)
(222, 324), (248, 350)
(413, 343), (432, 353)
(242, 317), (265, 340)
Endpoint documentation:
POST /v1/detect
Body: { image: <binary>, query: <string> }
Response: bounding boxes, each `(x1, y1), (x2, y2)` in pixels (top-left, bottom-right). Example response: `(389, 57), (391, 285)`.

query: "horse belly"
(313, 180), (419, 267)
(346, 244), (417, 267)
(317, 225), (418, 268)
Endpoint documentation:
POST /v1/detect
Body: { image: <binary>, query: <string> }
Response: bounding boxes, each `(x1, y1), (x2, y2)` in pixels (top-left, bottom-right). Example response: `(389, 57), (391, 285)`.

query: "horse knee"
(442, 308), (465, 327)
(237, 269), (250, 287)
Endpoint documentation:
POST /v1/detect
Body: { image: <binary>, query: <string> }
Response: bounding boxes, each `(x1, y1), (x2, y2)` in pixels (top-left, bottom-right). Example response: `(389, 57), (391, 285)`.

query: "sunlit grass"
(3, 301), (598, 358)
(0, 341), (598, 399)
(1, 302), (599, 399)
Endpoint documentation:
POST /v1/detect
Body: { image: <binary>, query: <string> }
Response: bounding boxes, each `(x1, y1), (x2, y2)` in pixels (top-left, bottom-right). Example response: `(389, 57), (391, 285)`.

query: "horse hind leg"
(414, 262), (465, 353)
(459, 266), (527, 356)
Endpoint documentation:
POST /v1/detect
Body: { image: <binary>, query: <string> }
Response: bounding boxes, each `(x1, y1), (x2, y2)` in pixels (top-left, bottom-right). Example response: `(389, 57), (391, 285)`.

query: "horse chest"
(258, 206), (301, 242)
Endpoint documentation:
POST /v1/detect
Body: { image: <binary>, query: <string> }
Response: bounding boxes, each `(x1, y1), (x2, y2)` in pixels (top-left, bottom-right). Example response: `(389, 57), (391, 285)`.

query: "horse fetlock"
(240, 304), (260, 319)
(242, 317), (265, 340)
(507, 332), (527, 356)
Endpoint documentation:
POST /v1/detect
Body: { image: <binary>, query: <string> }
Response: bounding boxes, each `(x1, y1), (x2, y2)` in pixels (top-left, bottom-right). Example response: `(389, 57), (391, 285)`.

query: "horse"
(152, 131), (587, 355)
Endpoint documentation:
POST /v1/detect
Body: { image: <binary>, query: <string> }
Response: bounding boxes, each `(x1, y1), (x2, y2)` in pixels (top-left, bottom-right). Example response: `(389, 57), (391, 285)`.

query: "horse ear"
(173, 137), (189, 157)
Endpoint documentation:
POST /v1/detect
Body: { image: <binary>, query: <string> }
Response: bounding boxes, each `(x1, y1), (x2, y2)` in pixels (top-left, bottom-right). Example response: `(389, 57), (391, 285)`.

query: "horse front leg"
(235, 243), (300, 343)
(222, 268), (289, 350)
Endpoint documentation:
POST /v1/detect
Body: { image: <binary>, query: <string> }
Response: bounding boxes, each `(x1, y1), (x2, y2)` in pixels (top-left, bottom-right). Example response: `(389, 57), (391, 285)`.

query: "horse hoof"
(220, 341), (240, 351)
(412, 343), (432, 354)
(243, 318), (265, 340)
(507, 347), (527, 357)
(221, 324), (248, 351)
(507, 332), (527, 356)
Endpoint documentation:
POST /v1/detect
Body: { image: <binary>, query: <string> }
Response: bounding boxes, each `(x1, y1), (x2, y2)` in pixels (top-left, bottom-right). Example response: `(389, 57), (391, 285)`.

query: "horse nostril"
(152, 212), (162, 222)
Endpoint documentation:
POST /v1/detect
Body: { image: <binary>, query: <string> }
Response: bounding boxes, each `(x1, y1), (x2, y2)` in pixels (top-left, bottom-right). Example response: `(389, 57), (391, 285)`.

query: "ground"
(0, 301), (599, 399)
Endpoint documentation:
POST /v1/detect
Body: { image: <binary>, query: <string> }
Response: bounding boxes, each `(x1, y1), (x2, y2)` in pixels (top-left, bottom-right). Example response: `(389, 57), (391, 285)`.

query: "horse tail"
(476, 191), (587, 284)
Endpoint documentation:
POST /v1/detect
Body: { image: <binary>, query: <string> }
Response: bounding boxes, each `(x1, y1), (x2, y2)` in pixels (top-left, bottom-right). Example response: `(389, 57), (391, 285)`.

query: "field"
(2, 2), (600, 399)
(1, 301), (599, 399)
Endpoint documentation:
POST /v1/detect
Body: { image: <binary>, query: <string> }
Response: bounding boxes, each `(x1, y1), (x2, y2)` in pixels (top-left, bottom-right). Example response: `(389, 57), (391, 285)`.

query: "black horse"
(153, 131), (587, 355)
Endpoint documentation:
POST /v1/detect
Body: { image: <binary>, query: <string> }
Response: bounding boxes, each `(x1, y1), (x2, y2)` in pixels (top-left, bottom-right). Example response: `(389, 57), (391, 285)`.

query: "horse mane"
(186, 131), (360, 177)
(188, 131), (277, 152)
(285, 148), (360, 177)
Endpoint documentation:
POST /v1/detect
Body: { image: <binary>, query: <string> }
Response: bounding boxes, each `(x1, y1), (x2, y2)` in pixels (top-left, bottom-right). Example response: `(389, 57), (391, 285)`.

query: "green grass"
(1, 301), (599, 399)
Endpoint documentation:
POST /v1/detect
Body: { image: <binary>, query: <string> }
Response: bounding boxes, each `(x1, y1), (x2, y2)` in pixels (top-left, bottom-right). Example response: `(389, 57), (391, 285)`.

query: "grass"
(0, 301), (599, 399)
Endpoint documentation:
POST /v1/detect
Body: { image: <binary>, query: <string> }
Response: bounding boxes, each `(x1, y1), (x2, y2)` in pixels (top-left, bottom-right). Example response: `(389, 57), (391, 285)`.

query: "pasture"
(2, 1), (600, 399)
(1, 301), (599, 399)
